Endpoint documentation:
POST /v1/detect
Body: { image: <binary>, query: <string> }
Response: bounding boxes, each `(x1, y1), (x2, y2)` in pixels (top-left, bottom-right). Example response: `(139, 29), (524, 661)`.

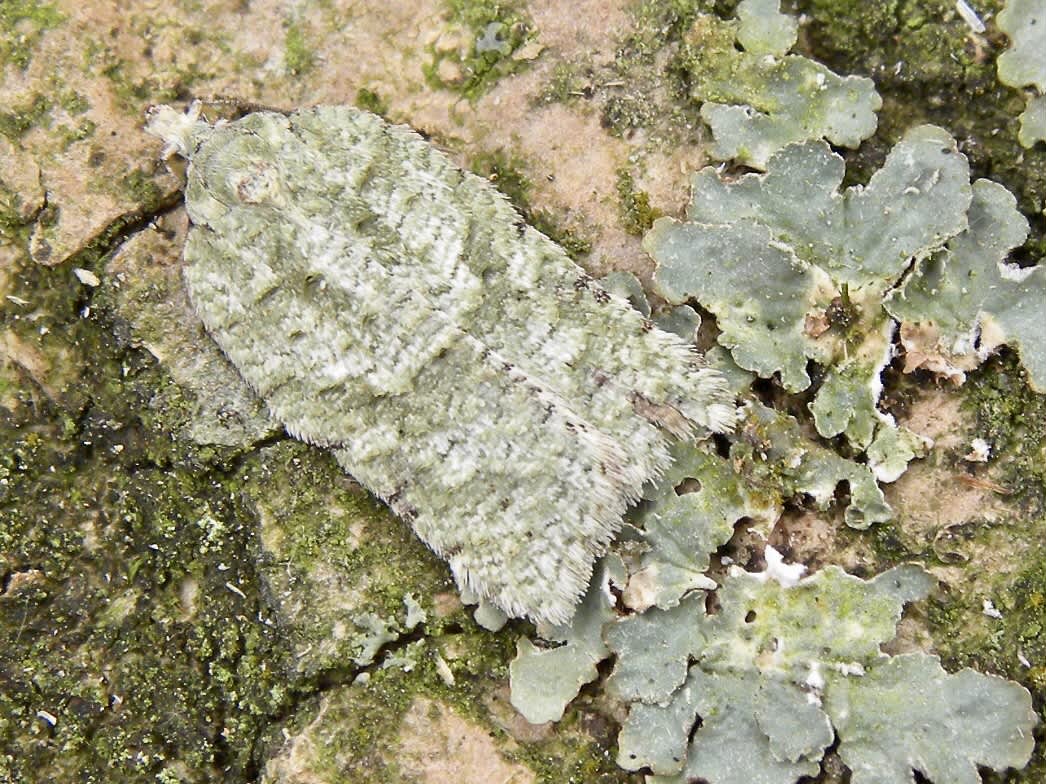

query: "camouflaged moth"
(146, 102), (735, 624)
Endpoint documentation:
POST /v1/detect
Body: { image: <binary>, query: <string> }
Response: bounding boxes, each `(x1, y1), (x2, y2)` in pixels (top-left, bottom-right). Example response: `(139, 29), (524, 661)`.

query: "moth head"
(192, 130), (288, 212)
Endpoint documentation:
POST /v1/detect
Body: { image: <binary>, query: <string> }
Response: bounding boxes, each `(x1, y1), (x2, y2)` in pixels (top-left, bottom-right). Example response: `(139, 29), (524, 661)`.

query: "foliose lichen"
(886, 178), (1046, 393)
(674, 0), (881, 168)
(997, 0), (1046, 147)
(508, 558), (620, 724)
(510, 97), (1041, 772)
(514, 542), (1037, 784)
(826, 652), (1037, 784)
(646, 123), (1044, 474)
(615, 403), (892, 617)
(597, 272), (892, 533)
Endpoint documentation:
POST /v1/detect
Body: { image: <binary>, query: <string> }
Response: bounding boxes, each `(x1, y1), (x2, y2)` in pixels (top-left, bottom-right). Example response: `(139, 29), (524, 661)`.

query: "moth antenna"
(144, 101), (204, 160)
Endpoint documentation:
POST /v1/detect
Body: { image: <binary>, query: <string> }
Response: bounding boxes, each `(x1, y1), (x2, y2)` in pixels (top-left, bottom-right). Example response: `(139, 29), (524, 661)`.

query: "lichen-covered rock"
(614, 399), (893, 610)
(610, 555), (931, 782)
(7, 2), (1043, 783)
(594, 274), (892, 530)
(640, 669), (829, 784)
(624, 444), (752, 611)
(604, 593), (705, 704)
(651, 124), (970, 380)
(732, 401), (891, 528)
(146, 103), (734, 626)
(678, 0), (881, 168)
(696, 561), (935, 678)
(510, 397), (901, 734)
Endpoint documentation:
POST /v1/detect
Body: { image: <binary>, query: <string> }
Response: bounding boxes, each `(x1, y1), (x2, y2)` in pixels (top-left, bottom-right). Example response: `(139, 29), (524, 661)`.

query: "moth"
(146, 102), (735, 624)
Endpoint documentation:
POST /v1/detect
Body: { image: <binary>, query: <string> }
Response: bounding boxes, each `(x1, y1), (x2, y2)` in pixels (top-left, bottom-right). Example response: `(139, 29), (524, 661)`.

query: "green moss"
(355, 87), (389, 117)
(926, 547), (1046, 781)
(119, 168), (164, 206)
(916, 360), (1046, 779)
(0, 256), (295, 782)
(797, 0), (997, 86)
(444, 0), (530, 34)
(240, 441), (451, 607)
(0, 182), (37, 245)
(251, 448), (393, 568)
(252, 617), (537, 782)
(470, 149), (592, 259)
(470, 150), (531, 206)
(569, 0), (711, 142)
(56, 118), (97, 149)
(0, 236), (288, 777)
(0, 81), (88, 191)
(996, 558), (1046, 673)
(509, 710), (627, 783)
(601, 93), (662, 137)
(99, 61), (154, 114)
(424, 0), (534, 101)
(0, 92), (53, 141)
(528, 1), (728, 139)
(869, 518), (920, 562)
(615, 168), (662, 236)
(57, 89), (90, 115)
(630, 0), (721, 46)
(0, 0), (63, 70)
(96, 50), (214, 116)
(537, 60), (588, 105)
(797, 0), (899, 66)
(963, 354), (1046, 514)
(355, 623), (623, 784)
(284, 21), (314, 75)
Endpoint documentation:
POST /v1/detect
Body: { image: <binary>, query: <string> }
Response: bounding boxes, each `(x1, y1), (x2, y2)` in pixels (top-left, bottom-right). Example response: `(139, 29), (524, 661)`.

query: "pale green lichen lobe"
(997, 0), (1046, 146)
(679, 0), (881, 168)
(508, 558), (619, 723)
(998, 0), (1046, 89)
(827, 653), (1037, 784)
